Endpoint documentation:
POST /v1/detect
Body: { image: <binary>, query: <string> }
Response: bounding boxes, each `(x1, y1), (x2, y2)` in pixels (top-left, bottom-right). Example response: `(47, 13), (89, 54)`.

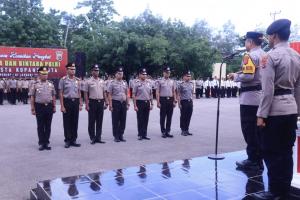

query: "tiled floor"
(31, 151), (300, 199)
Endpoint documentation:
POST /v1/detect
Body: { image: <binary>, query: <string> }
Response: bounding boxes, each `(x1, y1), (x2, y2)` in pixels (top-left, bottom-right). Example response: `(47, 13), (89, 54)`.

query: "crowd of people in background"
(195, 76), (240, 98)
(0, 77), (37, 105)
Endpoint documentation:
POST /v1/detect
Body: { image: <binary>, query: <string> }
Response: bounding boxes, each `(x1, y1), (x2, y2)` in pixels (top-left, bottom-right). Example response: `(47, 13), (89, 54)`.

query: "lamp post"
(64, 22), (70, 48)
(84, 14), (95, 42)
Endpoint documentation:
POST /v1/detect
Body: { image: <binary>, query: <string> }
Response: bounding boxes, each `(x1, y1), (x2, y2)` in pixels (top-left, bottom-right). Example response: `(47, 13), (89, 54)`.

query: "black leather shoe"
(186, 131), (193, 136)
(119, 138), (126, 142)
(38, 145), (45, 151)
(64, 142), (70, 148)
(181, 131), (188, 136)
(70, 142), (81, 147)
(236, 159), (262, 171)
(138, 136), (143, 140)
(96, 140), (106, 144)
(166, 132), (174, 138)
(162, 133), (167, 138)
(44, 144), (51, 150)
(114, 138), (120, 142)
(251, 191), (286, 200)
(143, 136), (151, 140)
(90, 139), (96, 145)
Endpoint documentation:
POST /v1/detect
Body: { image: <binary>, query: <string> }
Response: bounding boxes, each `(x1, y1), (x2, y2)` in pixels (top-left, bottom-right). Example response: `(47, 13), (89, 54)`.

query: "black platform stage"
(30, 151), (300, 199)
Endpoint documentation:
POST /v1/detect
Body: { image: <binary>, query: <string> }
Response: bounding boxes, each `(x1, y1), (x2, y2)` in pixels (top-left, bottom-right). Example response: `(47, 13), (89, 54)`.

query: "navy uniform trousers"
(22, 88), (29, 104)
(88, 99), (104, 141)
(159, 97), (174, 134)
(262, 114), (297, 196)
(63, 98), (79, 143)
(180, 100), (193, 132)
(136, 100), (150, 137)
(35, 103), (53, 145)
(0, 89), (3, 104)
(10, 88), (16, 104)
(112, 100), (127, 140)
(205, 87), (210, 98)
(240, 105), (262, 163)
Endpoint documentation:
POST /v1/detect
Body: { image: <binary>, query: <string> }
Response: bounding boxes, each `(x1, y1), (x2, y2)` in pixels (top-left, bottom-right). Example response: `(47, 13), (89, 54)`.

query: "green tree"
(0, 0), (62, 47)
(212, 20), (240, 55)
(76, 0), (118, 25)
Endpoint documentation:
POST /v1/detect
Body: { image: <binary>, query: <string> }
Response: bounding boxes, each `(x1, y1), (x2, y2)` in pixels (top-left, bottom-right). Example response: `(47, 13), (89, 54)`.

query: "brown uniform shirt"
(257, 42), (300, 118)
(107, 79), (128, 102)
(84, 77), (106, 99)
(29, 80), (56, 103)
(58, 76), (81, 98)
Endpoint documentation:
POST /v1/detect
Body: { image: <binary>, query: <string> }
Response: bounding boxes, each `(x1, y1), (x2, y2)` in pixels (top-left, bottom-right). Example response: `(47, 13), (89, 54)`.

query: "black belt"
(112, 99), (126, 103)
(64, 98), (79, 101)
(181, 99), (193, 102)
(35, 102), (52, 106)
(240, 85), (261, 93)
(89, 98), (104, 102)
(136, 100), (150, 103)
(274, 89), (292, 96)
(160, 96), (174, 100)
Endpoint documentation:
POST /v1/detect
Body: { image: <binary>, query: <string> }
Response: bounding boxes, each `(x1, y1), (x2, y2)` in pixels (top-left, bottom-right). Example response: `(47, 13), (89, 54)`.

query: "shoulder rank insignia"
(242, 54), (256, 74)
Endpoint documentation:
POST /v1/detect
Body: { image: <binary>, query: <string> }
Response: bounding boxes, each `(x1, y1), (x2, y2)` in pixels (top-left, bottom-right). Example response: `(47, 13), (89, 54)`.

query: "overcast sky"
(42, 0), (299, 34)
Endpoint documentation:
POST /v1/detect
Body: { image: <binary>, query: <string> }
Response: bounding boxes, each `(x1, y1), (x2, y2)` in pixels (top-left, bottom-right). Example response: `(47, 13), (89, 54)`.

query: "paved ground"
(0, 97), (245, 200)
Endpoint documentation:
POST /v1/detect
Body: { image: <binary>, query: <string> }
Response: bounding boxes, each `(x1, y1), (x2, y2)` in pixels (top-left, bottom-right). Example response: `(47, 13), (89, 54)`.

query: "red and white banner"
(0, 46), (68, 79)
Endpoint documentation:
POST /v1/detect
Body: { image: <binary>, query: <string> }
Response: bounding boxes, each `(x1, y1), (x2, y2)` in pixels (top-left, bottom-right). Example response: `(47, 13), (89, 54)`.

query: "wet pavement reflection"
(31, 151), (300, 199)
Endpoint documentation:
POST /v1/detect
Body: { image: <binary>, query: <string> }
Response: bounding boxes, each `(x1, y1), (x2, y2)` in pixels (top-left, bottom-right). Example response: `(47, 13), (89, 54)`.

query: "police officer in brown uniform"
(30, 67), (56, 151)
(252, 19), (300, 199)
(228, 31), (265, 171)
(84, 65), (108, 144)
(108, 67), (130, 142)
(59, 63), (82, 148)
(177, 70), (194, 136)
(156, 66), (177, 138)
(132, 68), (153, 140)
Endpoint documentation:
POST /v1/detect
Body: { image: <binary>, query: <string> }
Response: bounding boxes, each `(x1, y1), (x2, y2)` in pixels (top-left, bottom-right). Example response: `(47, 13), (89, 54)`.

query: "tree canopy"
(1, 0), (287, 78)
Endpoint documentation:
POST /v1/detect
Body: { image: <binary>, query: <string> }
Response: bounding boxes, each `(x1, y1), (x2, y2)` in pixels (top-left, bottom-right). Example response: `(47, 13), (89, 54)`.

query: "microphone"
(222, 48), (246, 60)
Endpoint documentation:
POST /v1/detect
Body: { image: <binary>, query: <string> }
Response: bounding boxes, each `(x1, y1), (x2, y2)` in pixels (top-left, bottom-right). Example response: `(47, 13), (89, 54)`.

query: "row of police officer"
(30, 64), (195, 150)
